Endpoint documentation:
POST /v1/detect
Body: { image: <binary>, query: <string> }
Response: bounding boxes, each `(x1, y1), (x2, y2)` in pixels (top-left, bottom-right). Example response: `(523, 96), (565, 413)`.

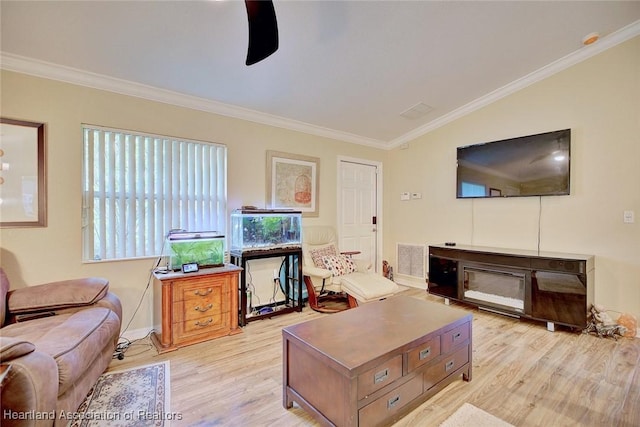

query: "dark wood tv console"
(428, 244), (594, 331)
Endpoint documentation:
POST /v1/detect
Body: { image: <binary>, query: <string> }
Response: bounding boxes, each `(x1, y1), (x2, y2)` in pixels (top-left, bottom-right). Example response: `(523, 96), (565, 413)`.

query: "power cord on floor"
(112, 330), (155, 360)
(112, 236), (168, 360)
(113, 339), (129, 360)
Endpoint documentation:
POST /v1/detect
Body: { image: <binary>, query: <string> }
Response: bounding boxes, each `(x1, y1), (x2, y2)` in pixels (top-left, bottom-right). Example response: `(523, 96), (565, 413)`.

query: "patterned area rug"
(439, 403), (514, 427)
(69, 361), (172, 427)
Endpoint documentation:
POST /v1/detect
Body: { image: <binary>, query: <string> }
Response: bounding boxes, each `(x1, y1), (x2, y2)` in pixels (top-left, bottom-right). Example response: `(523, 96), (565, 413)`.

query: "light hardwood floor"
(108, 288), (640, 426)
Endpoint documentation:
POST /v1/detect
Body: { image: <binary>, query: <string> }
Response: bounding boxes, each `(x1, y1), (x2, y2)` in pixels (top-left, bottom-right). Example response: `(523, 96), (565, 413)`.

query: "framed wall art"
(0, 118), (47, 227)
(266, 150), (319, 217)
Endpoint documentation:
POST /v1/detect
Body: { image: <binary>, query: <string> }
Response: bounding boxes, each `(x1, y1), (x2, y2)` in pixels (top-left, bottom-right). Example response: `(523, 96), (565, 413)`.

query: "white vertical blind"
(82, 125), (227, 261)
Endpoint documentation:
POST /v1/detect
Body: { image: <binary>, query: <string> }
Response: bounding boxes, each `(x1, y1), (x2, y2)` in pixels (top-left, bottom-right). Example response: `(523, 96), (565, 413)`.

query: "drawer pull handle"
(195, 317), (213, 327)
(419, 347), (431, 360)
(387, 395), (400, 409)
(194, 303), (213, 313)
(445, 360), (455, 372)
(374, 368), (389, 384)
(453, 332), (462, 341)
(194, 288), (213, 296)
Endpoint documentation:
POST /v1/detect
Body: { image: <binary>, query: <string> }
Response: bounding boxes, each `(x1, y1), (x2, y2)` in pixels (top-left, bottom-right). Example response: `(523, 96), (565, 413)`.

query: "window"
(460, 182), (486, 198)
(82, 125), (227, 261)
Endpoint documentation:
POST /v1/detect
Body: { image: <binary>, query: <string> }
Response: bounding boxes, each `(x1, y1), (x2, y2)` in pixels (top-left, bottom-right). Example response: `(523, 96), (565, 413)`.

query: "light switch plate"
(623, 210), (635, 223)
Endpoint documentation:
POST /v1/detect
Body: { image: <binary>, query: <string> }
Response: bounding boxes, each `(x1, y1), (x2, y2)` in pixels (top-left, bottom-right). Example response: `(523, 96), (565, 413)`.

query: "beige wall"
(2, 35), (638, 334)
(0, 70), (384, 334)
(385, 36), (640, 322)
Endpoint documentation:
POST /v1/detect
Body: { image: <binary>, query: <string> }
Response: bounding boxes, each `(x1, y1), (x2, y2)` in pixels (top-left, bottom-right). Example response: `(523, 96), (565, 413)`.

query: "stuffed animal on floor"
(584, 304), (627, 340)
(382, 260), (393, 280)
(616, 313), (637, 338)
(591, 304), (616, 326)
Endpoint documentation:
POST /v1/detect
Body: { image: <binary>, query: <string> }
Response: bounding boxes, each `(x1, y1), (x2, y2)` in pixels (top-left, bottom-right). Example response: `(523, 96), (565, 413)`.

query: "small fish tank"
(167, 231), (224, 271)
(231, 209), (302, 252)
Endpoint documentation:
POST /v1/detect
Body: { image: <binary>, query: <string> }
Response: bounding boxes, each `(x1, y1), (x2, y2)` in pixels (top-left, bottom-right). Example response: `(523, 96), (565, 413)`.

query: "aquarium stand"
(231, 247), (304, 326)
(151, 264), (243, 353)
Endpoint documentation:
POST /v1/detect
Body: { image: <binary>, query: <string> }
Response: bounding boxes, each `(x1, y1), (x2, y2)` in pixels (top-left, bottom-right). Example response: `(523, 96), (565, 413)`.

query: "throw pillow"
(310, 245), (337, 268)
(321, 255), (358, 277)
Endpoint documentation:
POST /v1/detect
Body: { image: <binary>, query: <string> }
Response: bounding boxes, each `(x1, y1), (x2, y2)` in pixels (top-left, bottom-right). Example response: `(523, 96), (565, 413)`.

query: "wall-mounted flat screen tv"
(457, 129), (571, 199)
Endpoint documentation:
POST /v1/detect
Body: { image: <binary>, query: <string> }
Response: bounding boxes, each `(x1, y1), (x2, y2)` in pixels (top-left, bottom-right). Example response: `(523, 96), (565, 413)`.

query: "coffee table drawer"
(358, 354), (403, 399)
(423, 345), (469, 390)
(359, 375), (423, 427)
(283, 296), (473, 427)
(441, 322), (470, 353)
(407, 336), (441, 372)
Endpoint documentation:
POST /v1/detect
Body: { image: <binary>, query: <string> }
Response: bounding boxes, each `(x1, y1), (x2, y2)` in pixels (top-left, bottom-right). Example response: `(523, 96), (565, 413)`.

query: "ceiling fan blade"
(245, 0), (279, 66)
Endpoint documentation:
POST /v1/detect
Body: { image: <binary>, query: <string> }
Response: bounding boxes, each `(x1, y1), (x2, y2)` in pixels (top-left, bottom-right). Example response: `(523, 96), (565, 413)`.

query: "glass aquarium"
(167, 231), (224, 270)
(231, 209), (302, 252)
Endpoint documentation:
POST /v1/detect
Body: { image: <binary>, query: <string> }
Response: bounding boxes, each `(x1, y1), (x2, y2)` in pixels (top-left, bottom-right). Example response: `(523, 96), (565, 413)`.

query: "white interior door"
(338, 158), (381, 272)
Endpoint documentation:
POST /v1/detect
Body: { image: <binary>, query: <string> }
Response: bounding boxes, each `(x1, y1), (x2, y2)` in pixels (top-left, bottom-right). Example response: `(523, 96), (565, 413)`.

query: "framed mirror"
(0, 118), (47, 227)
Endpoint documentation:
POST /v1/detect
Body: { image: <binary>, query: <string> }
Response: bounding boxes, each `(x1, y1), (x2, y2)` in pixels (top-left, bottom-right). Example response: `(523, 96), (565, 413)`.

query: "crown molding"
(2, 19), (638, 151)
(388, 19), (640, 149)
(0, 52), (388, 149)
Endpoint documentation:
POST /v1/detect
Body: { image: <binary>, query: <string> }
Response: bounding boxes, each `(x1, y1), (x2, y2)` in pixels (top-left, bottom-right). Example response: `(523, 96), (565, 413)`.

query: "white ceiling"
(2, 1), (640, 149)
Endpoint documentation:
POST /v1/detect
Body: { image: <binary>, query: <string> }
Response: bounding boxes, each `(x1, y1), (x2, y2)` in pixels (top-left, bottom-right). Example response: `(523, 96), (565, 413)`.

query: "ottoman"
(341, 271), (400, 303)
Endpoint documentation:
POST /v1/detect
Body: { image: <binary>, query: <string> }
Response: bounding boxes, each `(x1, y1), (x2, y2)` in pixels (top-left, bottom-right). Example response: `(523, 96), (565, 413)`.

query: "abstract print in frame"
(266, 151), (319, 217)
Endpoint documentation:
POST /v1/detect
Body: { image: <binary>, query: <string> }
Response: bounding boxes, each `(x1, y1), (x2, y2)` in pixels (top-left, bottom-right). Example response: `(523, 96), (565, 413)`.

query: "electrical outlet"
(400, 192), (410, 201)
(411, 192), (422, 199)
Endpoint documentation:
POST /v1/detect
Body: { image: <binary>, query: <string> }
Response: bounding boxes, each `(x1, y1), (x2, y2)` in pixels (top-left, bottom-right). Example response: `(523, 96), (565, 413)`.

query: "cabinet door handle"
(445, 360), (455, 372)
(195, 317), (213, 327)
(419, 347), (431, 360)
(387, 395), (400, 409)
(194, 288), (213, 296)
(194, 303), (213, 313)
(374, 368), (389, 384)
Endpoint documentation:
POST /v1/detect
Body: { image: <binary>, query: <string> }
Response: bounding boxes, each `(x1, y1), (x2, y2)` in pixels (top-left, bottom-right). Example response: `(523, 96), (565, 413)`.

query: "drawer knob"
(194, 303), (213, 313)
(195, 317), (213, 327)
(387, 395), (400, 409)
(194, 288), (213, 296)
(453, 332), (462, 341)
(419, 347), (431, 360)
(374, 368), (389, 384)
(445, 360), (455, 372)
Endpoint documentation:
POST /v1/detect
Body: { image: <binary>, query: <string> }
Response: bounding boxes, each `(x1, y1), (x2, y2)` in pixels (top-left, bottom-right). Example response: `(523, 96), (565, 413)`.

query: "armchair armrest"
(354, 259), (373, 272)
(0, 339), (58, 421)
(303, 266), (332, 280)
(0, 337), (35, 363)
(7, 277), (109, 316)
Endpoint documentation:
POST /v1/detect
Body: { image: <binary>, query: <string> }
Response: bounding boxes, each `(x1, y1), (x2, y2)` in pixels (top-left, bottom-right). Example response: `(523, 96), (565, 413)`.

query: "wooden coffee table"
(282, 295), (472, 426)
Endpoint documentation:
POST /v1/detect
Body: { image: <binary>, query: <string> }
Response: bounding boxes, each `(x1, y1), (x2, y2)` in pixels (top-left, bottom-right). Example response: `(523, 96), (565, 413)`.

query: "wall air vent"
(400, 102), (434, 120)
(396, 243), (426, 279)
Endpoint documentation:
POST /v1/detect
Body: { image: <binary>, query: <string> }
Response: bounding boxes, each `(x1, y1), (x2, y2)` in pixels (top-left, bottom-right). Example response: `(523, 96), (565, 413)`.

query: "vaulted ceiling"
(2, 1), (640, 149)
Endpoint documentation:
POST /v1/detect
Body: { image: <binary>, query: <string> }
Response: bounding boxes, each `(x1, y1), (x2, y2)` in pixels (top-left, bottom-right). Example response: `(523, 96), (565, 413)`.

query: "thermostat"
(182, 262), (199, 273)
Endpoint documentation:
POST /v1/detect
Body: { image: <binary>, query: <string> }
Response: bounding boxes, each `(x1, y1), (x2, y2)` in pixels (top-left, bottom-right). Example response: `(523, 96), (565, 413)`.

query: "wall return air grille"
(396, 243), (426, 279)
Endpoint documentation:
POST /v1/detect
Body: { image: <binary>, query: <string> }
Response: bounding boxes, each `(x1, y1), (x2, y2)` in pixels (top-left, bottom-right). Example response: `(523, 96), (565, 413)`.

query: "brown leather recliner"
(0, 269), (122, 427)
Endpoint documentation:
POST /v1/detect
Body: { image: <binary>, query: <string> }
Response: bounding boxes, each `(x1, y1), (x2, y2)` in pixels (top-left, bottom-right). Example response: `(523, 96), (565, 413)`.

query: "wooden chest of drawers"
(152, 265), (242, 353)
(283, 295), (472, 427)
